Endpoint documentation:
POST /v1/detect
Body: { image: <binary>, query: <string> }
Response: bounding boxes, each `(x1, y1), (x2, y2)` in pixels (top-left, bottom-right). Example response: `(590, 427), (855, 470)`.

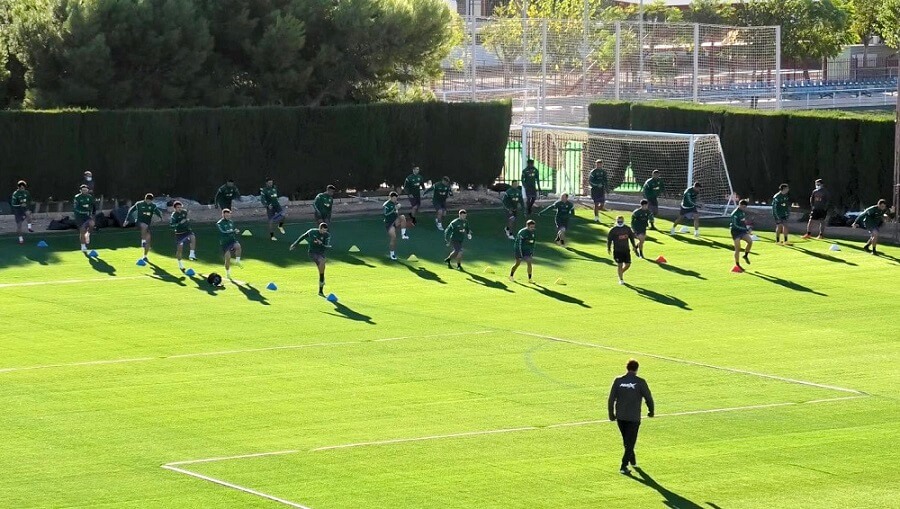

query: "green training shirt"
(540, 200), (575, 220)
(127, 201), (162, 225)
(730, 208), (749, 231)
(314, 192), (333, 218)
(383, 200), (399, 225)
(643, 177), (664, 199)
(503, 187), (523, 210)
(217, 218), (238, 246)
(170, 210), (192, 234)
(681, 187), (699, 209)
(260, 186), (280, 208)
(294, 228), (331, 255)
(631, 208), (653, 231)
(404, 173), (425, 197)
(521, 166), (540, 190)
(445, 218), (470, 242)
(589, 168), (608, 190)
(856, 205), (886, 229)
(426, 182), (452, 205)
(73, 193), (94, 220)
(514, 227), (536, 256)
(215, 184), (240, 206)
(772, 192), (790, 219)
(11, 189), (32, 209)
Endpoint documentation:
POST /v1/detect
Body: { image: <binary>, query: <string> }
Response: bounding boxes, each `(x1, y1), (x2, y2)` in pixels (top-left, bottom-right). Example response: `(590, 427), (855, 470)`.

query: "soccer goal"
(520, 124), (736, 216)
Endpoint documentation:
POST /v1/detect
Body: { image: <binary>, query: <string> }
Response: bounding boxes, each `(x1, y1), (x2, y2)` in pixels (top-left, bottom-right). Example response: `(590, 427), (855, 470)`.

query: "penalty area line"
(0, 275), (147, 289)
(162, 464), (311, 509)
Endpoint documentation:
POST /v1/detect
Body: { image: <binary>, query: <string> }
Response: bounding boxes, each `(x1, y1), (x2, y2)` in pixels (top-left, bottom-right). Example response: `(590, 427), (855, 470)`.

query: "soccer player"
(313, 185), (336, 226)
(444, 209), (472, 270)
(852, 199), (891, 255)
(169, 201), (196, 271)
(608, 358), (654, 475)
(403, 166), (425, 225)
(539, 193), (575, 246)
(123, 193), (163, 262)
(607, 216), (638, 285)
(74, 185), (95, 252)
(290, 222), (332, 296)
(216, 209), (243, 279)
(522, 159), (541, 215)
(772, 183), (791, 245)
(588, 159), (609, 222)
(215, 178), (240, 211)
(383, 191), (408, 260)
(502, 180), (525, 239)
(81, 171), (95, 196)
(509, 219), (537, 283)
(261, 177), (286, 240)
(804, 179), (829, 239)
(631, 199), (654, 259)
(670, 182), (702, 237)
(730, 199), (753, 272)
(642, 170), (663, 229)
(423, 176), (454, 230)
(11, 180), (34, 244)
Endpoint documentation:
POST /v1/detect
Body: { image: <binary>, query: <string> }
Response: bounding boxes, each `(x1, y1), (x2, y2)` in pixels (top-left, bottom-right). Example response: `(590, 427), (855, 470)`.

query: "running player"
(589, 159), (609, 223)
(642, 170), (663, 229)
(11, 180), (34, 244)
(260, 178), (285, 240)
(313, 185), (336, 226)
(424, 176), (453, 230)
(631, 199), (653, 259)
(607, 216), (638, 285)
(290, 222), (332, 296)
(444, 209), (472, 270)
(216, 209), (243, 279)
(384, 191), (408, 260)
(215, 178), (240, 211)
(510, 219), (537, 283)
(730, 199), (753, 272)
(670, 182), (702, 237)
(403, 166), (425, 225)
(169, 201), (196, 271)
(74, 185), (95, 252)
(123, 193), (163, 262)
(852, 199), (891, 255)
(772, 183), (791, 245)
(502, 180), (525, 239)
(804, 179), (829, 239)
(539, 193), (575, 246)
(522, 159), (541, 215)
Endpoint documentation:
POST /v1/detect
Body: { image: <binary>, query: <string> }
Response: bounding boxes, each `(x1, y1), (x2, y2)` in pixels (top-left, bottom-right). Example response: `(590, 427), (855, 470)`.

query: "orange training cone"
(655, 255), (667, 263)
(731, 265), (744, 273)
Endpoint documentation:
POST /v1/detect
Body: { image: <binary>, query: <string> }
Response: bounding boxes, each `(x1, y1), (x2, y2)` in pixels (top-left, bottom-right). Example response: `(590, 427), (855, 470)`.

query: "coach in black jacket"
(608, 359), (655, 474)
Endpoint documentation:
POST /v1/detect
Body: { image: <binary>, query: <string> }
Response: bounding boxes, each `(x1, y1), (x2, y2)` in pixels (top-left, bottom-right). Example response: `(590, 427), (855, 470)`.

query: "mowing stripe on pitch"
(0, 275), (147, 289)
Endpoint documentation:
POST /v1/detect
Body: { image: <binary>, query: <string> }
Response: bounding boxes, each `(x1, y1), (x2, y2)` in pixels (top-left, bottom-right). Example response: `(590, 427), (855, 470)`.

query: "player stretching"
(522, 159), (541, 215)
(502, 180), (524, 239)
(510, 219), (537, 283)
(123, 193), (163, 262)
(216, 209), (243, 279)
(215, 178), (240, 211)
(444, 210), (472, 270)
(588, 159), (609, 223)
(384, 191), (408, 260)
(313, 185), (336, 226)
(772, 183), (791, 245)
(642, 170), (663, 230)
(403, 166), (425, 225)
(74, 185), (95, 252)
(804, 179), (829, 239)
(852, 199), (891, 255)
(607, 216), (638, 285)
(424, 176), (453, 230)
(631, 199), (653, 259)
(290, 222), (332, 296)
(730, 199), (753, 272)
(11, 180), (34, 244)
(670, 182), (702, 237)
(539, 193), (575, 246)
(261, 178), (285, 240)
(170, 201), (196, 272)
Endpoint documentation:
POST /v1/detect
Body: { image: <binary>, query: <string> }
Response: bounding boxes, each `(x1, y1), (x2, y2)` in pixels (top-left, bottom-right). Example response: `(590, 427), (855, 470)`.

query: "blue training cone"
(185, 268), (196, 277)
(326, 293), (338, 303)
(88, 250), (98, 258)
(136, 258), (147, 266)
(266, 282), (278, 291)
(37, 240), (48, 248)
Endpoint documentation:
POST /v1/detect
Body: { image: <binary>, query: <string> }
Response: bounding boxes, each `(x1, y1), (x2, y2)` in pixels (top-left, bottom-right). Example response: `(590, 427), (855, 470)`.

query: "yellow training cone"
(407, 254), (419, 262)
(555, 278), (566, 285)
(483, 267), (495, 274)
(348, 245), (361, 252)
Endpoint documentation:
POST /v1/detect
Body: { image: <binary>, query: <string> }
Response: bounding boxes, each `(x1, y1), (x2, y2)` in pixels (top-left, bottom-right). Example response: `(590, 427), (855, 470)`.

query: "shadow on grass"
(233, 281), (270, 306)
(333, 254), (377, 268)
(148, 262), (187, 287)
(786, 245), (857, 266)
(522, 282), (591, 308)
(564, 246), (615, 266)
(465, 270), (513, 293)
(671, 235), (732, 251)
(85, 253), (116, 275)
(324, 301), (376, 324)
(400, 261), (446, 285)
(628, 467), (714, 509)
(624, 283), (691, 311)
(648, 259), (706, 280)
(188, 273), (222, 296)
(749, 271), (827, 297)
(25, 250), (53, 266)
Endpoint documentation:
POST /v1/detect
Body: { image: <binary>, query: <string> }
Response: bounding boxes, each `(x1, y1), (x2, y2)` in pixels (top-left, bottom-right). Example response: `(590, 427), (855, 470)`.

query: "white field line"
(514, 331), (867, 396)
(0, 330), (495, 375)
(0, 275), (146, 289)
(162, 464), (312, 509)
(166, 450), (300, 467)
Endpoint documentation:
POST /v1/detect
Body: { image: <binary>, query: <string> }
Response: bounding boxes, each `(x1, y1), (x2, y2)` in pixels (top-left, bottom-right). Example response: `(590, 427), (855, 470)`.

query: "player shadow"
(233, 281), (270, 306)
(627, 467), (713, 509)
(147, 262), (187, 287)
(522, 283), (591, 308)
(465, 271), (513, 293)
(564, 247), (615, 266)
(648, 259), (706, 280)
(671, 235), (732, 251)
(400, 262), (446, 285)
(335, 254), (377, 268)
(188, 273), (222, 296)
(85, 253), (116, 276)
(624, 283), (691, 311)
(25, 250), (53, 266)
(324, 301), (376, 324)
(748, 272), (827, 297)
(785, 245), (857, 266)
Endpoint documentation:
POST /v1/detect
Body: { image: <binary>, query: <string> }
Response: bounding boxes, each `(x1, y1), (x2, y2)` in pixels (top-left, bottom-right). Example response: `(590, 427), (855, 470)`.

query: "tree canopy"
(878, 0), (900, 49)
(736, 0), (854, 62)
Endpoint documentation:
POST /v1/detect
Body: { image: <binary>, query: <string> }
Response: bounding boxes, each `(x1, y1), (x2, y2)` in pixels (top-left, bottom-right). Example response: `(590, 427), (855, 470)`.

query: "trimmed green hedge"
(589, 101), (895, 211)
(0, 102), (512, 202)
(586, 101), (632, 130)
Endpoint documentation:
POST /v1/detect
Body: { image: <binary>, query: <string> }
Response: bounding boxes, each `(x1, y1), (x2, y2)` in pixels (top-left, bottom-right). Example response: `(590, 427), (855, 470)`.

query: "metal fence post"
(775, 26), (782, 110)
(541, 19), (548, 124)
(470, 15), (477, 103)
(693, 23), (700, 103)
(615, 21), (621, 101)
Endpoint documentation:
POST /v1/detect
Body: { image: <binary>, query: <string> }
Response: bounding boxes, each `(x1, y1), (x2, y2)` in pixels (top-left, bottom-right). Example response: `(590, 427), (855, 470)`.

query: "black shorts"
(13, 208), (27, 223)
(506, 208), (519, 218)
(810, 209), (827, 220)
(731, 228), (749, 240)
(613, 250), (631, 264)
(409, 195), (421, 208)
(314, 212), (330, 224)
(433, 201), (447, 212)
(221, 240), (238, 254)
(76, 215), (93, 229)
(591, 187), (606, 204)
(267, 207), (285, 221)
(680, 207), (698, 218)
(647, 197), (659, 209)
(449, 240), (463, 253)
(515, 251), (533, 261)
(309, 253), (326, 265)
(524, 187), (537, 199)
(555, 217), (569, 230)
(175, 232), (193, 246)
(633, 226), (647, 236)
(774, 215), (788, 225)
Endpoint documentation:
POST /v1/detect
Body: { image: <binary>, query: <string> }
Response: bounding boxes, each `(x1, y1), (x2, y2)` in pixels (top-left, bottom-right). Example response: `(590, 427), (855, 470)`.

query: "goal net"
(519, 124), (736, 216)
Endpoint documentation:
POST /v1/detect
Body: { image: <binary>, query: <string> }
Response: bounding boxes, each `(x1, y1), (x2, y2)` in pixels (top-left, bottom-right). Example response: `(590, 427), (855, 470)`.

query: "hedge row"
(0, 102), (512, 203)
(590, 101), (896, 211)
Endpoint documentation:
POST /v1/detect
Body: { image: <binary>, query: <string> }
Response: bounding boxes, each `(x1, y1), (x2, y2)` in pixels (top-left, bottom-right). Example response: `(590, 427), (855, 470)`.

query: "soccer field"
(1, 209), (898, 509)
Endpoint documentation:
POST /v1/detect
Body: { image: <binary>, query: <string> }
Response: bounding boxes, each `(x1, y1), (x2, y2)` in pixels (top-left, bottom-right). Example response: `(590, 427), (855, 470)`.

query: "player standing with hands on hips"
(608, 359), (654, 475)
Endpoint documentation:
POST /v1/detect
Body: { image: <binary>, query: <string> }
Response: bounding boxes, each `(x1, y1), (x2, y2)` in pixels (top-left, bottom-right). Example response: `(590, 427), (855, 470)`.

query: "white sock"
(594, 215), (599, 220)
(236, 257), (241, 262)
(401, 228), (407, 235)
(141, 240), (146, 246)
(694, 228), (699, 235)
(27, 223), (32, 229)
(390, 250), (395, 256)
(18, 236), (24, 242)
(178, 260), (184, 269)
(226, 270), (231, 278)
(189, 250), (196, 258)
(81, 244), (87, 250)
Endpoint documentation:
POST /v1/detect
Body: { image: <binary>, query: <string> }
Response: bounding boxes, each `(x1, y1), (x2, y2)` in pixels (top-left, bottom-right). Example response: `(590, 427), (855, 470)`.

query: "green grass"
(0, 209), (898, 508)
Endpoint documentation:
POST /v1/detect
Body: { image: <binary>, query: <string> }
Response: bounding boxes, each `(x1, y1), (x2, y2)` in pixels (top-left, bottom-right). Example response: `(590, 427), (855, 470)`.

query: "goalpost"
(520, 124), (737, 216)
